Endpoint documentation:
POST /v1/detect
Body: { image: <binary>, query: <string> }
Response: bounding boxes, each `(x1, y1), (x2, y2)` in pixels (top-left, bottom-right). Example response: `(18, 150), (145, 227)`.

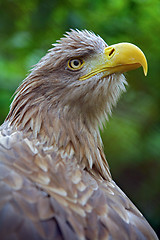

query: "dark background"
(0, 0), (160, 237)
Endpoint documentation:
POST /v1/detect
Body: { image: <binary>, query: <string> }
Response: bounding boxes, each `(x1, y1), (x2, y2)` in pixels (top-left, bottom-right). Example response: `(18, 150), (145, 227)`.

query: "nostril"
(109, 48), (115, 56)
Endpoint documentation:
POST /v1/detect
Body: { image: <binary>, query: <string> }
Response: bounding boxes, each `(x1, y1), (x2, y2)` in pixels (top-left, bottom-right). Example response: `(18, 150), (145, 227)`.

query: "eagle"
(0, 29), (158, 240)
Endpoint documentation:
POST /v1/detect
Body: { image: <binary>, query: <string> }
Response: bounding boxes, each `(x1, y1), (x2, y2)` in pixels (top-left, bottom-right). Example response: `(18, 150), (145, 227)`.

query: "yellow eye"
(68, 58), (84, 70)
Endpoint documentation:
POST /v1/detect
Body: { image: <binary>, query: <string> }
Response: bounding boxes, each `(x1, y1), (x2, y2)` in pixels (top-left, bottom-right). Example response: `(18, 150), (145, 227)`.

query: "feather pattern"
(0, 29), (158, 239)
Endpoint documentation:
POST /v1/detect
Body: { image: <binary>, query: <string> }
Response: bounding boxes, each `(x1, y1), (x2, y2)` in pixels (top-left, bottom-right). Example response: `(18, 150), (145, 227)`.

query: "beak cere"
(80, 42), (148, 81)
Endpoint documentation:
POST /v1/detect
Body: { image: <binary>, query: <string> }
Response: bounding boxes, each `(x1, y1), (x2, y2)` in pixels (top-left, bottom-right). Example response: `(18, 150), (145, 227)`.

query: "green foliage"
(0, 0), (160, 235)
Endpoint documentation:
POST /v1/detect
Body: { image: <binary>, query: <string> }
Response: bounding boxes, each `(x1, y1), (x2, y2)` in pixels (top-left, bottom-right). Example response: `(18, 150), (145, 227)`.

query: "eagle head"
(7, 29), (147, 134)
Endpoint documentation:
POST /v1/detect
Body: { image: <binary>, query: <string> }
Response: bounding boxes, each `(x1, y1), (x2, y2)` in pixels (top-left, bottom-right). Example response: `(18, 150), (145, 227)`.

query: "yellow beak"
(79, 42), (148, 81)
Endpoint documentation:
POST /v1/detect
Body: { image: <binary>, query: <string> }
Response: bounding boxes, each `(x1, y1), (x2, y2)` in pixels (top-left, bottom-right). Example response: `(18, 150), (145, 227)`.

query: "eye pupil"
(73, 60), (80, 66)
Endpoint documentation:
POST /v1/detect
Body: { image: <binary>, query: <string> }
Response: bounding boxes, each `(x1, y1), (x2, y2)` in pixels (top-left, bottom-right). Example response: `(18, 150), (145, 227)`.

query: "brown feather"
(0, 29), (158, 240)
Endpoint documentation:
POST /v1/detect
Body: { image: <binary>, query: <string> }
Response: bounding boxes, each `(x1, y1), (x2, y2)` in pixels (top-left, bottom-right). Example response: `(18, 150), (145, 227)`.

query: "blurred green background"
(0, 0), (160, 237)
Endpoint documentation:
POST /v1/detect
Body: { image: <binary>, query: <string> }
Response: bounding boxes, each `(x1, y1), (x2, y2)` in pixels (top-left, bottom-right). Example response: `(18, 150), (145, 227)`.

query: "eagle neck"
(6, 100), (112, 181)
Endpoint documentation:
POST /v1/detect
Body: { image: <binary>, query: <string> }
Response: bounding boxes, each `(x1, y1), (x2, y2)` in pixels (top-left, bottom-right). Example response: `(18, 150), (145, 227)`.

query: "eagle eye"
(68, 58), (84, 70)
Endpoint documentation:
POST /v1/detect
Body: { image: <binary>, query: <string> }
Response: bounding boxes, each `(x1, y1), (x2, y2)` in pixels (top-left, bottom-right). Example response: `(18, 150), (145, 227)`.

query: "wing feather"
(0, 129), (158, 240)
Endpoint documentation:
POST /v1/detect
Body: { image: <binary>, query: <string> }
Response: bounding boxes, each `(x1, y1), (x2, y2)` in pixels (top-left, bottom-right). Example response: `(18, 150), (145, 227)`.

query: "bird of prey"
(0, 29), (158, 240)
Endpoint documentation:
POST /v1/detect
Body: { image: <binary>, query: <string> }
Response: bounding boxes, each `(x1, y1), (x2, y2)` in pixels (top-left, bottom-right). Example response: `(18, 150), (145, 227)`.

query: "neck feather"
(6, 100), (111, 179)
(6, 73), (127, 180)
